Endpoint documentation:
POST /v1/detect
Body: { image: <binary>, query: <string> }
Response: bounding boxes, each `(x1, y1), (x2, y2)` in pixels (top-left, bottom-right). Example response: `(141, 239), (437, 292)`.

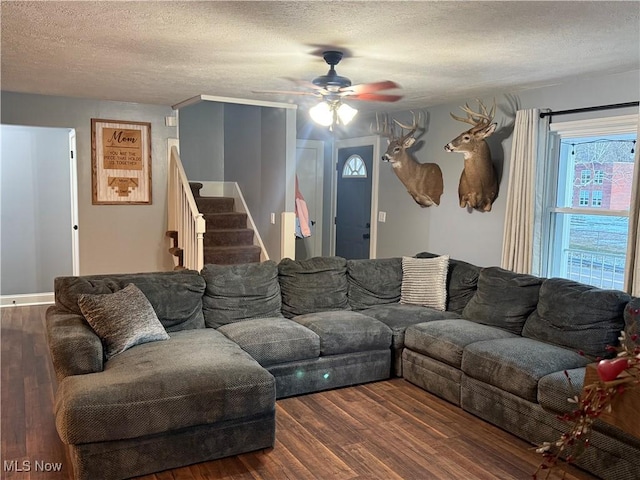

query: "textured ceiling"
(1, 1), (639, 112)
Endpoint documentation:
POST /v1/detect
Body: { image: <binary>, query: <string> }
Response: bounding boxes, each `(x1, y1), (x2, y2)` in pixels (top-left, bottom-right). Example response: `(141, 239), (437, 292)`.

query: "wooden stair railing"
(167, 146), (205, 271)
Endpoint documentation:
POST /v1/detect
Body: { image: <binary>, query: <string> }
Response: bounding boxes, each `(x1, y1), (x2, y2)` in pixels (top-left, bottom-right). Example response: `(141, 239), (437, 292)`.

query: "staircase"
(189, 182), (261, 265)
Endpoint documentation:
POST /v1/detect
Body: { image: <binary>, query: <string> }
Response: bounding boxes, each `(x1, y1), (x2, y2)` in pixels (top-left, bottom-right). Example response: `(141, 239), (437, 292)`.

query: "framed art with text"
(91, 118), (152, 204)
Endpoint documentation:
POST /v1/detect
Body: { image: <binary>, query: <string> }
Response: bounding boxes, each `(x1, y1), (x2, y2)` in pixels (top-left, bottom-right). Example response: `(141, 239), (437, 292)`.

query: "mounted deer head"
(375, 111), (443, 207)
(445, 99), (498, 212)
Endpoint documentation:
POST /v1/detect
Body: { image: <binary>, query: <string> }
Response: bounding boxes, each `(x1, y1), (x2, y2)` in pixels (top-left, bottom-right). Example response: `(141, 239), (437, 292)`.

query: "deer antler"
(450, 99), (495, 132)
(373, 111), (424, 141)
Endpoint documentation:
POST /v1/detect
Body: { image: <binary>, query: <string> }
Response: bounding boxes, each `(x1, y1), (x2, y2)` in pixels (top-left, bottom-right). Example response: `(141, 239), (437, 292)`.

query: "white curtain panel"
(624, 118), (640, 296)
(501, 108), (549, 274)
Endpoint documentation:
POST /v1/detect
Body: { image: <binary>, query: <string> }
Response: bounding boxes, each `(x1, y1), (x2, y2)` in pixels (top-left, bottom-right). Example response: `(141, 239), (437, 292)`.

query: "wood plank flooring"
(1, 306), (597, 480)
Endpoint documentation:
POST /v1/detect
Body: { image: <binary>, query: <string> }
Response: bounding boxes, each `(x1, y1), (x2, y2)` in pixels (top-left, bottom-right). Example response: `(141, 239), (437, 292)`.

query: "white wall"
(1, 92), (177, 275)
(343, 70), (640, 266)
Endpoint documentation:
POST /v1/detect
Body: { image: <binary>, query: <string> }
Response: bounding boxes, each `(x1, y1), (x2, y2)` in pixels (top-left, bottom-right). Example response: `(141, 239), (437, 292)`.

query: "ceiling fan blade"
(343, 80), (400, 95)
(253, 89), (319, 97)
(348, 92), (404, 102)
(283, 77), (325, 90)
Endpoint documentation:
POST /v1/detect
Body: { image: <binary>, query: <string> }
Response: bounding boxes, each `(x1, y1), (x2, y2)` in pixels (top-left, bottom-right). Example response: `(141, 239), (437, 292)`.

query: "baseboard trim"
(0, 293), (54, 307)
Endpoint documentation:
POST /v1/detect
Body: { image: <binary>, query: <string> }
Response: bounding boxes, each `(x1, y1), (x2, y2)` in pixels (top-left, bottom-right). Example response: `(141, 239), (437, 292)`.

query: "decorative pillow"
(78, 283), (169, 360)
(462, 267), (543, 334)
(201, 261), (282, 328)
(278, 256), (350, 318)
(415, 252), (480, 313)
(400, 255), (449, 311)
(347, 257), (402, 310)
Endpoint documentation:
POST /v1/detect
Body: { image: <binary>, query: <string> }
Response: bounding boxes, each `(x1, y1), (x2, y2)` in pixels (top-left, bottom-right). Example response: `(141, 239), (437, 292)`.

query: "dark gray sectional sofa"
(46, 255), (640, 480)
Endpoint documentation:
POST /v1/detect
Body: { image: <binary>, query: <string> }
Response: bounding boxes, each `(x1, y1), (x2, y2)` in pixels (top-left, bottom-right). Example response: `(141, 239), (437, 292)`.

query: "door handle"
(363, 233), (370, 239)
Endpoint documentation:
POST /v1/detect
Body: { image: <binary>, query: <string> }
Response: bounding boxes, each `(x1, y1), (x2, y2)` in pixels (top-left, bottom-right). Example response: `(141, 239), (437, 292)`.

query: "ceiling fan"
(258, 50), (403, 103)
(255, 51), (402, 127)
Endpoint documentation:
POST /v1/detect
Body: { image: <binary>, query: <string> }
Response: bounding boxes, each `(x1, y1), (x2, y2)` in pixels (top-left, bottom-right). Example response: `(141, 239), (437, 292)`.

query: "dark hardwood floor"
(1, 306), (597, 480)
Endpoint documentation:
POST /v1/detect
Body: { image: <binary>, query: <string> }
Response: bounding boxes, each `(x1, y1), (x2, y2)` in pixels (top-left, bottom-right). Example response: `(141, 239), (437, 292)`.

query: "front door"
(335, 144), (373, 259)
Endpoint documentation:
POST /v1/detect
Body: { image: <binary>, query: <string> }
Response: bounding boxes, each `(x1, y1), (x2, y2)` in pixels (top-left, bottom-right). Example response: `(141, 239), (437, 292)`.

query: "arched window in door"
(342, 154), (368, 178)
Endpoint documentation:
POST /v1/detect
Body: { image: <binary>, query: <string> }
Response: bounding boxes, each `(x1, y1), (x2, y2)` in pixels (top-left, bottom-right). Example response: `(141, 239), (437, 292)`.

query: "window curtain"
(624, 118), (640, 296)
(501, 108), (549, 274)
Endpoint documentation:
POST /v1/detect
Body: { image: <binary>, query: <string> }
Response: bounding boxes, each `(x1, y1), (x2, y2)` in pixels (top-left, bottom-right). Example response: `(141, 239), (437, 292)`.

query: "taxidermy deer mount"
(375, 112), (443, 207)
(445, 99), (498, 212)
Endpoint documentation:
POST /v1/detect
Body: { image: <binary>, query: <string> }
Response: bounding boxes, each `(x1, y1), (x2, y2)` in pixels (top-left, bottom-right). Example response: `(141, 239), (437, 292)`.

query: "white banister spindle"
(167, 147), (206, 271)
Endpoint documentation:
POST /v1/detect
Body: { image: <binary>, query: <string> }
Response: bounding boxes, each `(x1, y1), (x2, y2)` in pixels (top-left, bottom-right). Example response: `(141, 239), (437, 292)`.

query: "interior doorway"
(295, 139), (324, 260)
(333, 136), (380, 259)
(0, 125), (78, 305)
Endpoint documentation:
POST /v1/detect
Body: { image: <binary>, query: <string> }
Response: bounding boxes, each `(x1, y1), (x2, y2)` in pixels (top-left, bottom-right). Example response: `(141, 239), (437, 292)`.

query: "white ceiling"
(1, 1), (639, 112)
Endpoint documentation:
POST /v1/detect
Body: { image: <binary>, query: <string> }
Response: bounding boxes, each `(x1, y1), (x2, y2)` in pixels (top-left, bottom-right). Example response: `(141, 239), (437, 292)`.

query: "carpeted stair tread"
(204, 228), (255, 247)
(189, 182), (204, 198)
(195, 196), (235, 214)
(204, 212), (248, 229)
(204, 245), (261, 265)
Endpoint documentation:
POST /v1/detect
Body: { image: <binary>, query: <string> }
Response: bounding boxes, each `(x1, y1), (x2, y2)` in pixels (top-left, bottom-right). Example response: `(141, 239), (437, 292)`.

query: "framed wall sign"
(91, 118), (152, 204)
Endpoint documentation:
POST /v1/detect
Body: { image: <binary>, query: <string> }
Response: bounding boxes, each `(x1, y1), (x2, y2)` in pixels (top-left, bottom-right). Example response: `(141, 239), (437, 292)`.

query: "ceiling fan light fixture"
(310, 100), (358, 127)
(337, 102), (358, 125)
(309, 101), (333, 126)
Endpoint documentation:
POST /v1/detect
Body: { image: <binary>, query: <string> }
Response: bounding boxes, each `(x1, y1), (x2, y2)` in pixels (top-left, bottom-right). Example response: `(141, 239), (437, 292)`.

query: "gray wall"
(179, 101), (224, 180)
(221, 103), (290, 260)
(1, 92), (177, 275)
(343, 70), (640, 266)
(1, 125), (73, 294)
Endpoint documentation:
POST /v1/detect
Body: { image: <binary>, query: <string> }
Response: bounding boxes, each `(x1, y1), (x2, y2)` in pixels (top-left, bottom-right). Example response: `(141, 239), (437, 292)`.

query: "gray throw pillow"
(400, 255), (449, 311)
(78, 283), (169, 360)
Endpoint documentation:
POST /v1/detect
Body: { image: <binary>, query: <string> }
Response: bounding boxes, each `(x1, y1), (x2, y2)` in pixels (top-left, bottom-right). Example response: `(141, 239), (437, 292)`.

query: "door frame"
(296, 139), (325, 258)
(332, 135), (380, 258)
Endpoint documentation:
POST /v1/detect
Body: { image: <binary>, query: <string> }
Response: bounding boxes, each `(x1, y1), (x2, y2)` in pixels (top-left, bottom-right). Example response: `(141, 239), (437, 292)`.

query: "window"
(342, 154), (367, 178)
(543, 115), (637, 290)
(594, 170), (605, 184)
(592, 190), (603, 207)
(580, 169), (592, 185)
(578, 190), (589, 206)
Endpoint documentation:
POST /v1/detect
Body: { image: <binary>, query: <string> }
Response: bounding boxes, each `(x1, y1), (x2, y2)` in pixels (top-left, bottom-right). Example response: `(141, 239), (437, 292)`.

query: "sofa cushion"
(201, 261), (282, 328)
(347, 257), (402, 310)
(400, 255), (449, 311)
(462, 267), (543, 334)
(217, 317), (320, 366)
(415, 252), (480, 314)
(54, 329), (275, 444)
(538, 367), (586, 414)
(278, 256), (349, 318)
(404, 319), (518, 368)
(522, 277), (631, 358)
(78, 283), (169, 360)
(361, 304), (460, 349)
(54, 271), (206, 332)
(292, 311), (392, 356)
(461, 337), (590, 403)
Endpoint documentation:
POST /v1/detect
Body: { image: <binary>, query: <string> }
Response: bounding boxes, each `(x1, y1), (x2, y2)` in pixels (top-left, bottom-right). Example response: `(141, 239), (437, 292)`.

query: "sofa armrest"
(46, 306), (103, 382)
